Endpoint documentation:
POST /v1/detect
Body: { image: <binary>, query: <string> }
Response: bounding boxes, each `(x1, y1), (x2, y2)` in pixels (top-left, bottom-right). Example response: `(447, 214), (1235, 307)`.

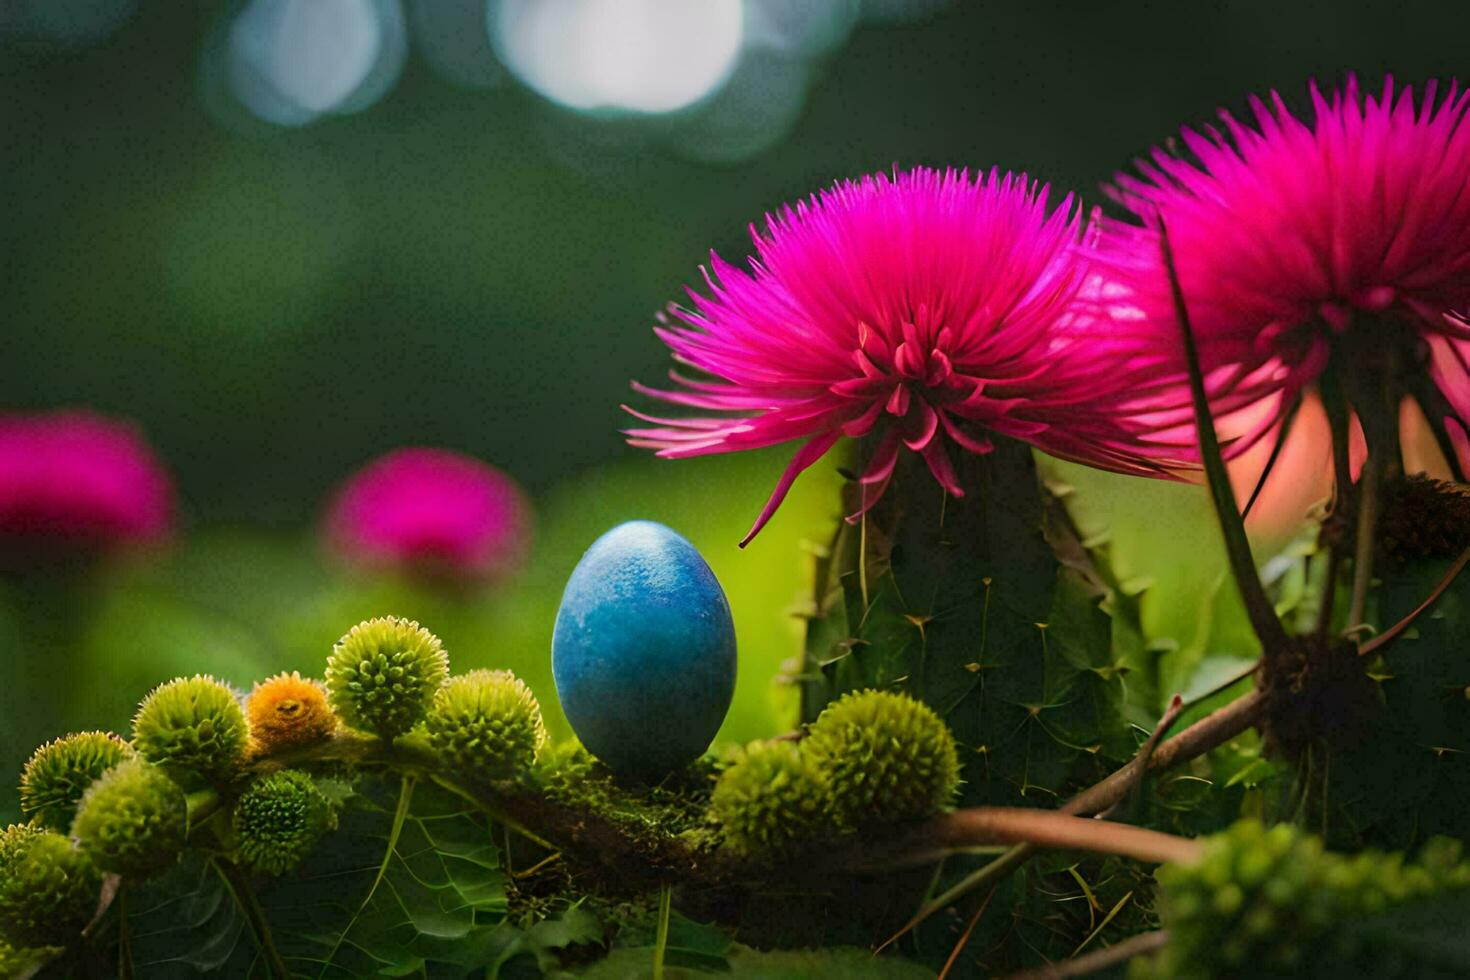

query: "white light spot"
(225, 0), (406, 126)
(491, 0), (743, 115)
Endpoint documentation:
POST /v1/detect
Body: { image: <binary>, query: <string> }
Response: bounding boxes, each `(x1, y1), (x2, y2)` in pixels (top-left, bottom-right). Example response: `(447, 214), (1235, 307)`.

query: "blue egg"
(552, 520), (737, 778)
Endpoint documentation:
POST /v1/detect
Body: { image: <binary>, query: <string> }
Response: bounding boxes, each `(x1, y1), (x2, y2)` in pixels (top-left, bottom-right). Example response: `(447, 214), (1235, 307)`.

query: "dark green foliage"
(1134, 821), (1470, 979)
(1318, 558), (1470, 848)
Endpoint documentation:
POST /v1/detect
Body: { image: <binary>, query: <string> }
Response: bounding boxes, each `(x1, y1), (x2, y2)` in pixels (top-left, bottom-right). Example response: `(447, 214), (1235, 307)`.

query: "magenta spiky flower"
(0, 410), (173, 553)
(627, 167), (1165, 545)
(324, 448), (532, 583)
(1104, 77), (1470, 460)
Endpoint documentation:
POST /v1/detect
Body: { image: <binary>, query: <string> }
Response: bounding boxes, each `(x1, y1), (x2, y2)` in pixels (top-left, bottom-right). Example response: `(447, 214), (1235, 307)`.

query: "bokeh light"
(222, 0), (408, 127)
(490, 0), (744, 115)
(744, 0), (859, 58)
(673, 49), (811, 164)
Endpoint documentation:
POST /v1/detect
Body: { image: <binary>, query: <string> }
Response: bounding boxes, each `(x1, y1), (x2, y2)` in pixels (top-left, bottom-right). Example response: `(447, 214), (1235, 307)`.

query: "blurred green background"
(2, 0), (1466, 815)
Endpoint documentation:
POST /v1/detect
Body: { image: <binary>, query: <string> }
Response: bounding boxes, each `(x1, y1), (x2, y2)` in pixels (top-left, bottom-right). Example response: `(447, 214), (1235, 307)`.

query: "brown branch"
(1099, 693), (1184, 820)
(873, 687), (1269, 949)
(1005, 929), (1170, 980)
(857, 809), (1202, 871)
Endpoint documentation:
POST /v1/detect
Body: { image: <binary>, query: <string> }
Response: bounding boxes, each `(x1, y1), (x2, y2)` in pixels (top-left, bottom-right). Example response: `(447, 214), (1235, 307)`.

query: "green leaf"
(257, 774), (512, 977)
(123, 857), (256, 976)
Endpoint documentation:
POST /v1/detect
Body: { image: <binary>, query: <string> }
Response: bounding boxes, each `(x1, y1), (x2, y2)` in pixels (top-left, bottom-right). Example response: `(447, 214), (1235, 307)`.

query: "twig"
(1099, 694), (1184, 820)
(1158, 221), (1292, 656)
(1005, 929), (1170, 980)
(1358, 544), (1470, 658)
(873, 688), (1267, 949)
(862, 808), (1203, 870)
(937, 889), (995, 980)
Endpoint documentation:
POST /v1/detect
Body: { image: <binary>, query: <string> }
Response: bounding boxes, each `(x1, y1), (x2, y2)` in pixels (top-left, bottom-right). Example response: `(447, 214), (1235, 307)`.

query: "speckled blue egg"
(552, 520), (737, 778)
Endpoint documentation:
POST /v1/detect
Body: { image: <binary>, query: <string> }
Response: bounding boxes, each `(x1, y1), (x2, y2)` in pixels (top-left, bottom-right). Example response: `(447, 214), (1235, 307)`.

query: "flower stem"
(1158, 222), (1291, 657)
(652, 884), (672, 980)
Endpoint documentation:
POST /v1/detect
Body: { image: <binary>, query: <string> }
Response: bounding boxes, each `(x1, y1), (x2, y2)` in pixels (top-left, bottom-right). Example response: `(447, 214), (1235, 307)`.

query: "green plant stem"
(652, 884), (672, 980)
(1158, 222), (1291, 657)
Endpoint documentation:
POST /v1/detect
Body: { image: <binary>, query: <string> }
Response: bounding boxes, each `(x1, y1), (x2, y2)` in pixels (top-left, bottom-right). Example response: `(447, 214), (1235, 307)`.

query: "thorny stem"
(1158, 222), (1292, 658)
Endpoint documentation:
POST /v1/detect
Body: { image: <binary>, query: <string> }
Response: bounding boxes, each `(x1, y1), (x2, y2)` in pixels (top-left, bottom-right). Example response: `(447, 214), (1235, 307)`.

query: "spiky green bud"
(233, 770), (335, 875)
(1133, 820), (1470, 979)
(0, 824), (101, 948)
(71, 758), (187, 877)
(326, 617), (449, 739)
(424, 670), (547, 781)
(132, 675), (249, 783)
(803, 689), (959, 828)
(711, 741), (831, 855)
(20, 731), (134, 832)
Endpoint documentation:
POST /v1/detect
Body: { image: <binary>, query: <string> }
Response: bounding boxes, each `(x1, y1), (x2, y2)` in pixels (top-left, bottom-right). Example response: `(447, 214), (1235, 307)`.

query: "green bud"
(326, 617), (449, 739)
(803, 689), (959, 828)
(132, 675), (249, 783)
(20, 732), (134, 832)
(424, 670), (547, 781)
(71, 758), (187, 877)
(0, 824), (101, 948)
(233, 770), (335, 875)
(711, 741), (831, 855)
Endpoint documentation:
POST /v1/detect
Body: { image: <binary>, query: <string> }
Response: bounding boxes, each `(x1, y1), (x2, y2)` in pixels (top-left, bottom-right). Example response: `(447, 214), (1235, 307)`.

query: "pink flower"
(0, 410), (173, 551)
(324, 448), (532, 583)
(1103, 77), (1470, 465)
(626, 167), (1168, 546)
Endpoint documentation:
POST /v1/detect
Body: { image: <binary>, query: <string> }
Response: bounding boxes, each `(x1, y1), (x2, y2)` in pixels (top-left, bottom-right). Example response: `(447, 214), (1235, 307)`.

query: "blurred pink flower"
(627, 167), (1168, 546)
(324, 448), (532, 583)
(1103, 76), (1470, 462)
(0, 410), (173, 552)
